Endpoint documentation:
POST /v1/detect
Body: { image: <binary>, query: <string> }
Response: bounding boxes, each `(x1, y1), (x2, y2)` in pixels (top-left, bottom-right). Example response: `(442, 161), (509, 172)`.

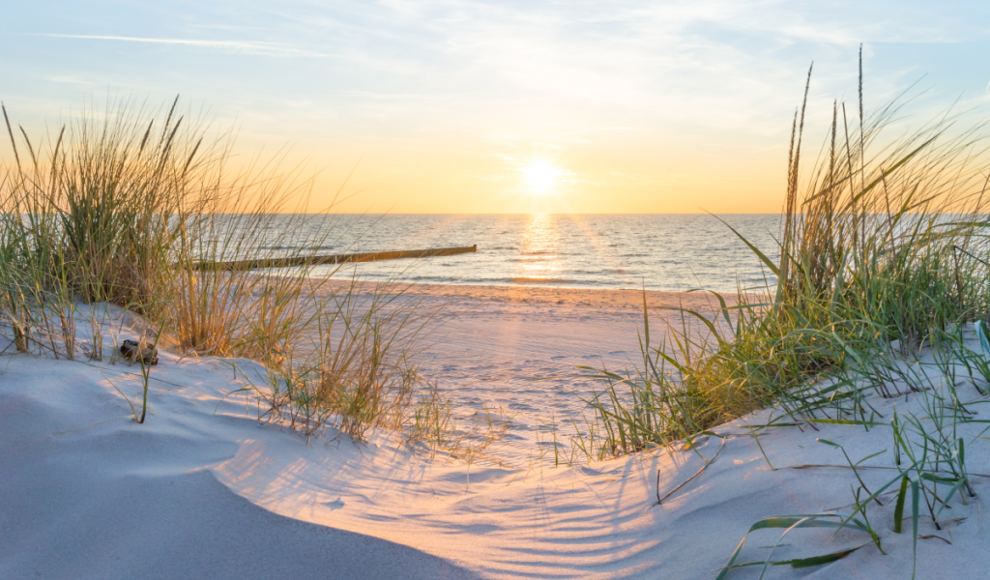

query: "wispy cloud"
(32, 33), (328, 58)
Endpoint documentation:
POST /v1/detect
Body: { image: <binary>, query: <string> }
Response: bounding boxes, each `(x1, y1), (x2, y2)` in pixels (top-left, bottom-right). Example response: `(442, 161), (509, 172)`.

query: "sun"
(522, 161), (562, 195)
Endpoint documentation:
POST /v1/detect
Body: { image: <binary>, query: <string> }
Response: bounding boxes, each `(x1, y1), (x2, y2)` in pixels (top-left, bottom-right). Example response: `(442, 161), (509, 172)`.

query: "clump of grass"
(588, 54), (990, 456)
(406, 393), (513, 466)
(405, 379), (458, 453)
(582, 50), (990, 576)
(0, 98), (453, 446)
(238, 276), (463, 446)
(165, 172), (332, 360)
(0, 98), (200, 310)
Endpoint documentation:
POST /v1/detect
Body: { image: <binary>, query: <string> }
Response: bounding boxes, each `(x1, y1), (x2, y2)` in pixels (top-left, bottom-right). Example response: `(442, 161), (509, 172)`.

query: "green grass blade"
(778, 543), (868, 569)
(911, 478), (920, 580)
(704, 211), (780, 276)
(893, 476), (908, 534)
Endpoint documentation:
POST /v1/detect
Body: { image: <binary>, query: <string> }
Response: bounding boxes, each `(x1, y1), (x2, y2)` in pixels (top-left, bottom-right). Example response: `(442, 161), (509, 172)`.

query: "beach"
(6, 9), (989, 578)
(4, 283), (990, 579)
(312, 281), (741, 467)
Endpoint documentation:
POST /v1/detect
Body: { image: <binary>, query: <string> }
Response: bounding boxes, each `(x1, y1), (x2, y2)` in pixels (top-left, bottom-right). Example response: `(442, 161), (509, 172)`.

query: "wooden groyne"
(194, 244), (478, 271)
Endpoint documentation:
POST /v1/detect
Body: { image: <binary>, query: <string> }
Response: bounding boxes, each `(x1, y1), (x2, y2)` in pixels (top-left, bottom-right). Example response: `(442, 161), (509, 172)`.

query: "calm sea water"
(253, 214), (782, 293)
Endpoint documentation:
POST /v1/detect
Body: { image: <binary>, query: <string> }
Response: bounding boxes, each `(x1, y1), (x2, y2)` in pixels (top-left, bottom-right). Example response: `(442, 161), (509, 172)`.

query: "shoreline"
(317, 277), (751, 311)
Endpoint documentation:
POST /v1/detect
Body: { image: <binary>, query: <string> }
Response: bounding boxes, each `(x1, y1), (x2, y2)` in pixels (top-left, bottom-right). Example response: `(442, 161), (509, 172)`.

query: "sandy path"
(317, 282), (742, 466)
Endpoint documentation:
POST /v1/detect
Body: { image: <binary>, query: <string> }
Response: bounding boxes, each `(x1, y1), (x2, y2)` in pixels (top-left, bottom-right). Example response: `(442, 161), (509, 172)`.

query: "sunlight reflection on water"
(243, 213), (782, 292)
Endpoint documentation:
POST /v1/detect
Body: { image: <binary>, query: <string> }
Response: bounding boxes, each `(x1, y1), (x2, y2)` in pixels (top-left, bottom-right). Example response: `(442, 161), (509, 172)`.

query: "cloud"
(32, 33), (328, 58)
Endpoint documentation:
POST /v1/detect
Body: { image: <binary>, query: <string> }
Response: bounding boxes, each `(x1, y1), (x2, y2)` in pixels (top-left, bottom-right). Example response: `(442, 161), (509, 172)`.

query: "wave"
(509, 277), (586, 285)
(356, 274), (604, 288)
(257, 245), (337, 252)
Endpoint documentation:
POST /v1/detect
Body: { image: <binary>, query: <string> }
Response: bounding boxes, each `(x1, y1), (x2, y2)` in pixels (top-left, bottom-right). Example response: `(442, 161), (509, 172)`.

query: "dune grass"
(584, 60), (990, 456)
(0, 97), (455, 449)
(578, 55), (990, 576)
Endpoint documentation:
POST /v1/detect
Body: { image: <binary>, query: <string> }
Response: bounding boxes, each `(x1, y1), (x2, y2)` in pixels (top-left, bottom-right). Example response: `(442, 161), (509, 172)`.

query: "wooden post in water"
(194, 244), (478, 271)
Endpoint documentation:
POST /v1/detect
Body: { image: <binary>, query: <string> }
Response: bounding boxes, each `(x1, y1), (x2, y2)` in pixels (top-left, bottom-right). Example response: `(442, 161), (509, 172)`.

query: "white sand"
(3, 289), (990, 579)
(389, 284), (739, 466)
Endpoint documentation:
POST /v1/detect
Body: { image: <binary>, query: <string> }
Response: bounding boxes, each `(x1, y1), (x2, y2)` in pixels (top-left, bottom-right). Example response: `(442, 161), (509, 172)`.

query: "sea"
(251, 213), (783, 293)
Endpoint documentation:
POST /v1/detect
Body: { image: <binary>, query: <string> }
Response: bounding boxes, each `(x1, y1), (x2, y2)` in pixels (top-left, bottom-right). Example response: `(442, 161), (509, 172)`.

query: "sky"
(4, 1), (990, 213)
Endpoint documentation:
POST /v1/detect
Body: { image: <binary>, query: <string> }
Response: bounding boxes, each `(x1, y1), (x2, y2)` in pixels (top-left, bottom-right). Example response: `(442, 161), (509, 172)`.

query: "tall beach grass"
(0, 98), (455, 448)
(581, 55), (990, 576)
(586, 62), (990, 455)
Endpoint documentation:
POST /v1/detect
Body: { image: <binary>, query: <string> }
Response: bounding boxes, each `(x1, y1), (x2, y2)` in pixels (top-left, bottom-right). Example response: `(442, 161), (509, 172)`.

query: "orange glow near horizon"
(296, 142), (787, 215)
(0, 131), (789, 215)
(238, 128), (792, 215)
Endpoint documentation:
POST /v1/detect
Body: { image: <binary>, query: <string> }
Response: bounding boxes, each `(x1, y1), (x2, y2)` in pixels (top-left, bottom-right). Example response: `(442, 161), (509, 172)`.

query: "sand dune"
(2, 286), (989, 579)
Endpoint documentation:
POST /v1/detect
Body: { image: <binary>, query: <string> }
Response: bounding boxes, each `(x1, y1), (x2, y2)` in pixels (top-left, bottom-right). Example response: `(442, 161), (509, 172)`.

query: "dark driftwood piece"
(120, 339), (159, 366)
(193, 245), (478, 272)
